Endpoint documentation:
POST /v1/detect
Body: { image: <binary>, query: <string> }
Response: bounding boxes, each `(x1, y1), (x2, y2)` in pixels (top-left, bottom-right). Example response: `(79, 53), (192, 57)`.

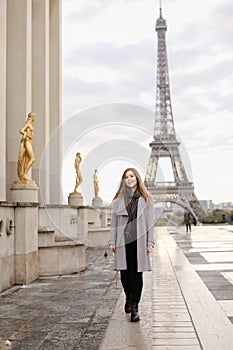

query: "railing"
(155, 182), (193, 187)
(146, 182), (193, 188)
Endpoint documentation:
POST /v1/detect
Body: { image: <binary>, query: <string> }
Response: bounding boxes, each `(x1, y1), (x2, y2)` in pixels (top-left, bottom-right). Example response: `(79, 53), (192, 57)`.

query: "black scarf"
(124, 187), (141, 243)
(124, 187), (141, 221)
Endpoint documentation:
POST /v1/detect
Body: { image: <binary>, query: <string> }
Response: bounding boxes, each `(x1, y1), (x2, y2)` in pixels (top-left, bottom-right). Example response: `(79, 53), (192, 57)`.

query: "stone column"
(0, 0), (7, 201)
(15, 203), (39, 284)
(11, 184), (39, 203)
(101, 208), (108, 227)
(77, 208), (89, 243)
(49, 0), (62, 204)
(92, 196), (103, 208)
(6, 0), (32, 200)
(32, 0), (50, 204)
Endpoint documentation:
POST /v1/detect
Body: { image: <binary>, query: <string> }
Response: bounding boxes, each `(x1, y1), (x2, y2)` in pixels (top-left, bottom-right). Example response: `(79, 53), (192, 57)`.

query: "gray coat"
(109, 195), (155, 272)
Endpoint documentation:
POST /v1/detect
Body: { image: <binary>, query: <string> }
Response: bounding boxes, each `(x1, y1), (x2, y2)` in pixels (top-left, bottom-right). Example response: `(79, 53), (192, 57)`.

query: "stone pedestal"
(14, 203), (39, 285)
(101, 209), (108, 227)
(77, 207), (89, 243)
(11, 183), (39, 203)
(92, 196), (103, 208)
(68, 192), (83, 207)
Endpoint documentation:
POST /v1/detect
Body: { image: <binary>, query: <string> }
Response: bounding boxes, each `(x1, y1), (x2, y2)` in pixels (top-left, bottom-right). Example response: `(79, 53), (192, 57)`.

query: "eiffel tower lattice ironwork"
(145, 5), (205, 219)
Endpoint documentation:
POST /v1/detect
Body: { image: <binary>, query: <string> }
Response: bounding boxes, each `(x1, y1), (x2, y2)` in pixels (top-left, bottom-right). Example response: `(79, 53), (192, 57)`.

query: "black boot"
(124, 296), (132, 314)
(130, 303), (140, 322)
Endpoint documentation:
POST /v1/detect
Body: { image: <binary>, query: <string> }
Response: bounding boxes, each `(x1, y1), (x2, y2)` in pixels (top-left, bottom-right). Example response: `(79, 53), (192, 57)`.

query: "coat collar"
(116, 196), (128, 215)
(137, 196), (147, 216)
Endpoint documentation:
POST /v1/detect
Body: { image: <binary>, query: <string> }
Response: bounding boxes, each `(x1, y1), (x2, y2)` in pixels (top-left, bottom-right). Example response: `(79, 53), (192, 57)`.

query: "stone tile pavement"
(0, 248), (121, 350)
(100, 225), (233, 350)
(1, 225), (233, 349)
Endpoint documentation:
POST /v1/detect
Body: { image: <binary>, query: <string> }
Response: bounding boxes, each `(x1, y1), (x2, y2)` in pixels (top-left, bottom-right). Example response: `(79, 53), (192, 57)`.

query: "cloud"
(63, 0), (112, 23)
(61, 0), (233, 203)
(62, 38), (155, 116)
(63, 40), (155, 68)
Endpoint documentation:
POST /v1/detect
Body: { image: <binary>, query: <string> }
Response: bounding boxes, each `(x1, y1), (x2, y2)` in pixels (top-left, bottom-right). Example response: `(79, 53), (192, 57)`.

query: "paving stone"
(2, 226), (233, 349)
(154, 314), (191, 322)
(154, 333), (197, 339)
(151, 347), (201, 350)
(153, 326), (195, 333)
(153, 338), (200, 346)
(0, 248), (121, 350)
(153, 322), (194, 327)
(185, 252), (209, 264)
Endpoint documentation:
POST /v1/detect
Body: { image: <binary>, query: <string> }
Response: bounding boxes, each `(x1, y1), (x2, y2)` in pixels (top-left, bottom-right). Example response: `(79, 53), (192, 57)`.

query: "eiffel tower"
(145, 4), (205, 219)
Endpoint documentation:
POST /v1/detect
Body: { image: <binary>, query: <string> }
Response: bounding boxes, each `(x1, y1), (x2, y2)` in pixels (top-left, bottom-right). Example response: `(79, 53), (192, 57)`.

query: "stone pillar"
(6, 0), (32, 200)
(0, 0), (7, 201)
(77, 208), (89, 243)
(101, 209), (108, 227)
(11, 184), (39, 203)
(92, 196), (103, 208)
(15, 203), (39, 284)
(49, 0), (62, 204)
(68, 192), (84, 207)
(32, 0), (50, 204)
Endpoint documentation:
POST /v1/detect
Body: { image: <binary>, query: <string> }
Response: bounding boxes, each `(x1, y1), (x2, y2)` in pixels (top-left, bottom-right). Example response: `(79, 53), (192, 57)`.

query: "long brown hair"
(113, 168), (150, 204)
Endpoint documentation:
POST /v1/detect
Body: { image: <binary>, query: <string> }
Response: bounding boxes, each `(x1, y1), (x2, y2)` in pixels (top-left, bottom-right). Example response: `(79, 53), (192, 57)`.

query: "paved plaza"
(1, 225), (233, 349)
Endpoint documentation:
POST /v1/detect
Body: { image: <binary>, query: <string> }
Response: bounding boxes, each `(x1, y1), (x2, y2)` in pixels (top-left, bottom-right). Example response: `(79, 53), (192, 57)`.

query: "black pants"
(120, 241), (143, 305)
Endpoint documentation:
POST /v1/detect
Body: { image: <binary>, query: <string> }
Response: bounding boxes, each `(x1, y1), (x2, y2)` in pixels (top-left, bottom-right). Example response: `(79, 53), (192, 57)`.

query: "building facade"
(0, 0), (62, 204)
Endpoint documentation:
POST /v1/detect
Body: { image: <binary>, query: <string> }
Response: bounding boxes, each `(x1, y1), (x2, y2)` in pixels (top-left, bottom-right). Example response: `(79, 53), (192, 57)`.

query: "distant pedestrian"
(230, 213), (233, 225)
(184, 211), (192, 232)
(222, 214), (226, 223)
(193, 216), (197, 226)
(109, 168), (154, 322)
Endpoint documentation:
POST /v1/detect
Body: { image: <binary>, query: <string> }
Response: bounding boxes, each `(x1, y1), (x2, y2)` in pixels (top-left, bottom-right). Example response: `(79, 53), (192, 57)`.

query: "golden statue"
(74, 152), (83, 192)
(15, 112), (36, 183)
(93, 168), (99, 197)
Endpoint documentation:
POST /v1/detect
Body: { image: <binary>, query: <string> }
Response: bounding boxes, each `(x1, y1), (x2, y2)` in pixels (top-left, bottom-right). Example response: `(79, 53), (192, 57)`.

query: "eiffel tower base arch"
(147, 183), (206, 219)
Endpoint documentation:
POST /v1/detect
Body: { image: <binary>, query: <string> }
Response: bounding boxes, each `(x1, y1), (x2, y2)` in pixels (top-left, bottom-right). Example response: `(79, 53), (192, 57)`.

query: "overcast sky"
(61, 0), (233, 205)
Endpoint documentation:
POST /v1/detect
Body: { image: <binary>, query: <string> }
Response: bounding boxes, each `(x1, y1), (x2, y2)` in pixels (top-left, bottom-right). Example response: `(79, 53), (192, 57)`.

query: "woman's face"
(124, 170), (137, 191)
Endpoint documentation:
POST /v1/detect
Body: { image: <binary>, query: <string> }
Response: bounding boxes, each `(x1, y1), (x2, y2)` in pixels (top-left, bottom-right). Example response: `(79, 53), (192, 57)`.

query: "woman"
(109, 168), (154, 322)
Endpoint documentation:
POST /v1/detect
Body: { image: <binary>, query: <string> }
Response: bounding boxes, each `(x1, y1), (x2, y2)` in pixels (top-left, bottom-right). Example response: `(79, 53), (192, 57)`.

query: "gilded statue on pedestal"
(93, 168), (99, 198)
(15, 112), (36, 183)
(74, 152), (83, 192)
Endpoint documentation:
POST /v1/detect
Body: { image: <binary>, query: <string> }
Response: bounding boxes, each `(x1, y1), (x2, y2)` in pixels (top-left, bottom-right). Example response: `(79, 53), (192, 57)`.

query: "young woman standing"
(109, 168), (154, 322)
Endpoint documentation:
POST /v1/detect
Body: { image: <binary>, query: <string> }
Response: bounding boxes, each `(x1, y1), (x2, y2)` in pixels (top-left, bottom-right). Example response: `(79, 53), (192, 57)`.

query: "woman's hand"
(109, 245), (116, 253)
(147, 245), (153, 255)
